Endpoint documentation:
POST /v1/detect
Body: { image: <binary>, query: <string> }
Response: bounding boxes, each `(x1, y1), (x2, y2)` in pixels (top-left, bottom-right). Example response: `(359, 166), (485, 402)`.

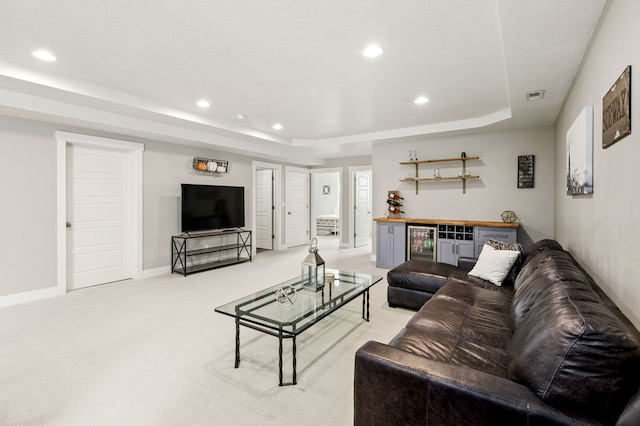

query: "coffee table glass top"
(215, 269), (382, 335)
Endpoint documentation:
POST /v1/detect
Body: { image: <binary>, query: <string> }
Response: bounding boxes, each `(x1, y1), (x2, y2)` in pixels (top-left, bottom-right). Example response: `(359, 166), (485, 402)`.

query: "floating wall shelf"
(399, 156), (479, 194)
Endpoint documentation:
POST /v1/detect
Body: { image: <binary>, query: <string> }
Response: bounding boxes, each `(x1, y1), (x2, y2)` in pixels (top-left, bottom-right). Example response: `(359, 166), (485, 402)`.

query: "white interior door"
(354, 170), (372, 247)
(286, 169), (309, 248)
(67, 145), (132, 290)
(256, 169), (274, 250)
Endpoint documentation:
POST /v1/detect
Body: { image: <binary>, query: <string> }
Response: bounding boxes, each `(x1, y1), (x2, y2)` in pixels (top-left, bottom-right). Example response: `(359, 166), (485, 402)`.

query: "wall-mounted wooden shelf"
(400, 156), (479, 194)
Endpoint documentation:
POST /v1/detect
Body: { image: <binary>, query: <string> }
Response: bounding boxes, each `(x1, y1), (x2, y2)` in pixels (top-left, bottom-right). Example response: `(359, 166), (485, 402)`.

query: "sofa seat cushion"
(435, 280), (514, 315)
(407, 281), (514, 349)
(508, 278), (640, 422)
(390, 327), (510, 377)
(387, 260), (458, 294)
(447, 269), (516, 291)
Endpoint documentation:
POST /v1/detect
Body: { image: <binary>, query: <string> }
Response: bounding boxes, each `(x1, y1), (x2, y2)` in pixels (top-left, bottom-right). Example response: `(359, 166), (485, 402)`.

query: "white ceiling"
(0, 0), (606, 165)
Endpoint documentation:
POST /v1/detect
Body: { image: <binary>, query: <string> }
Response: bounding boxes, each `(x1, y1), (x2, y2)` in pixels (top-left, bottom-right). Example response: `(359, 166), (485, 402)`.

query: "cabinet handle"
(451, 244), (455, 254)
(485, 233), (507, 239)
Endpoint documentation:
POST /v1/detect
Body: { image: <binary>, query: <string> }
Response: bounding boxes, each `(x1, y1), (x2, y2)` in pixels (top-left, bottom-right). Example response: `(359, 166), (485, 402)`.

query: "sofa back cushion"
(511, 250), (590, 328)
(519, 239), (564, 269)
(508, 279), (640, 421)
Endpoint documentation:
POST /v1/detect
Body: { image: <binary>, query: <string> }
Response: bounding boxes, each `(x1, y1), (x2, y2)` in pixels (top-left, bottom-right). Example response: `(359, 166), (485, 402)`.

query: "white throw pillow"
(468, 245), (520, 286)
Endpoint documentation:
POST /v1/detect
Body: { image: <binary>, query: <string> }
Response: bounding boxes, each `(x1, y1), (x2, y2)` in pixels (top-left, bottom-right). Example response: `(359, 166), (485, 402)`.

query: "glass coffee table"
(215, 269), (382, 386)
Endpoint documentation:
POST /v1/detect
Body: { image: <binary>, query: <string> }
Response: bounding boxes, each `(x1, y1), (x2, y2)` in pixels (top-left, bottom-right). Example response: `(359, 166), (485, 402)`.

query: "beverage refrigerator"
(407, 225), (437, 261)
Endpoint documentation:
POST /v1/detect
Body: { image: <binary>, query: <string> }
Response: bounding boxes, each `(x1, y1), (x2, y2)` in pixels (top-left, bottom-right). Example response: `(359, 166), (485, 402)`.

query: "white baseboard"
(0, 268), (170, 309)
(142, 266), (171, 279)
(0, 286), (66, 308)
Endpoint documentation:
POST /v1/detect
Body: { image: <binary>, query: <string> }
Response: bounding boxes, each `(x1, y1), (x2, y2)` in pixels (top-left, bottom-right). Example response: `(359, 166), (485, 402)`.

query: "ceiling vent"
(526, 90), (545, 101)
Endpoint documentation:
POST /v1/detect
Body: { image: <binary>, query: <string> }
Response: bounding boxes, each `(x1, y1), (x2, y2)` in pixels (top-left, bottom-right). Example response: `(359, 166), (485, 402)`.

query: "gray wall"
(0, 116), (57, 296)
(0, 115), (257, 298)
(554, 0), (640, 327)
(142, 141), (254, 271)
(372, 126), (556, 251)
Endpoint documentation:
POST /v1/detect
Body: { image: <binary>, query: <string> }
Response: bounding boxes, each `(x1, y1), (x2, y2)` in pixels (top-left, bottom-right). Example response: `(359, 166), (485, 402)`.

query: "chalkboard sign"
(517, 155), (535, 188)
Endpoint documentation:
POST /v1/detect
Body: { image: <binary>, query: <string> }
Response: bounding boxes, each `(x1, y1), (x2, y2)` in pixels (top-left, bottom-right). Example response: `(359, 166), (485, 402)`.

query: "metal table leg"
(292, 336), (297, 385)
(362, 289), (370, 322)
(278, 329), (283, 386)
(235, 318), (241, 368)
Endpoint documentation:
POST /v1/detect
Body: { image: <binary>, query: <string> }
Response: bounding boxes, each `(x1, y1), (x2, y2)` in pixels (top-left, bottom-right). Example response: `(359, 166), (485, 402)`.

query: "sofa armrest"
(457, 256), (477, 271)
(354, 341), (598, 426)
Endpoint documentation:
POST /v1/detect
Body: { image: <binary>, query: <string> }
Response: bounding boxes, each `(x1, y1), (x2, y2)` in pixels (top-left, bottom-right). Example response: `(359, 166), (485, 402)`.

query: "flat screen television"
(181, 184), (245, 232)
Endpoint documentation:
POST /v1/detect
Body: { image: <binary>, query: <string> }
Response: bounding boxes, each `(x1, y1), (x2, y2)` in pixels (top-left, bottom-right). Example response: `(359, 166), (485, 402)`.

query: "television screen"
(181, 184), (245, 232)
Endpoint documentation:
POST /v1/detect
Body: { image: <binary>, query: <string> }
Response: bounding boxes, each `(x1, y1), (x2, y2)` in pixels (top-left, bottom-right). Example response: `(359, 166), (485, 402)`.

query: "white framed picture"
(566, 105), (594, 195)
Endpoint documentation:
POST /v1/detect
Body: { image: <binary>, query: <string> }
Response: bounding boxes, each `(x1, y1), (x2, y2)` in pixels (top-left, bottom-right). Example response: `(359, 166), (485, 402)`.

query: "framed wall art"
(517, 155), (534, 188)
(566, 105), (594, 195)
(602, 65), (631, 148)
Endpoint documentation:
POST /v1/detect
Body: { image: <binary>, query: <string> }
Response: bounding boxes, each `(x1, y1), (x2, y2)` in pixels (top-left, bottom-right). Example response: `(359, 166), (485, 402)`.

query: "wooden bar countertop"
(374, 217), (519, 229)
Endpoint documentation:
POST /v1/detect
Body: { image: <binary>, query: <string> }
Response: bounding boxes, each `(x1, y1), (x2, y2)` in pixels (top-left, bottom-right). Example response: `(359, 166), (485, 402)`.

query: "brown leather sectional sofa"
(355, 240), (640, 425)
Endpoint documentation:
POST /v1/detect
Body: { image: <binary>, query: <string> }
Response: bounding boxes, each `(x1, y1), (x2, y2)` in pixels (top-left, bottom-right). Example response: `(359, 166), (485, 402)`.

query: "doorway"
(255, 169), (275, 250)
(311, 170), (341, 243)
(252, 161), (282, 255)
(285, 166), (310, 248)
(350, 167), (372, 248)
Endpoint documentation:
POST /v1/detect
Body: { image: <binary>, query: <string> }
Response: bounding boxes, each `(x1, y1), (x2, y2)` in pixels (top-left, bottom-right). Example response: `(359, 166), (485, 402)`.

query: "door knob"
(66, 222), (72, 228)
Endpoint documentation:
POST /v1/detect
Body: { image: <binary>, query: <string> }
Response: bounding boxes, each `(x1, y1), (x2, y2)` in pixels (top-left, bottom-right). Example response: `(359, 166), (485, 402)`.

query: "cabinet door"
(437, 239), (456, 265)
(376, 222), (392, 268)
(390, 223), (406, 266)
(438, 239), (474, 266)
(457, 240), (474, 259)
(474, 227), (517, 257)
(376, 222), (406, 268)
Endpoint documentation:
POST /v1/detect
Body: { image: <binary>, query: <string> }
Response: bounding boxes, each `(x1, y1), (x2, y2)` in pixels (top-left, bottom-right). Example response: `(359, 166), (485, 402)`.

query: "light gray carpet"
(0, 237), (413, 425)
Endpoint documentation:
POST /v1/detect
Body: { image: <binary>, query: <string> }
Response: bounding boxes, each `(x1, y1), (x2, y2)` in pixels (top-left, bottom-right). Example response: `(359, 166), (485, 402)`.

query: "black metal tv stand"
(171, 229), (252, 276)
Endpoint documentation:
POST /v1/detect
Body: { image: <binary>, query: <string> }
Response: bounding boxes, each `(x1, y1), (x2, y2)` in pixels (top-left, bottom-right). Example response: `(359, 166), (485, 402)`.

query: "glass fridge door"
(407, 225), (437, 261)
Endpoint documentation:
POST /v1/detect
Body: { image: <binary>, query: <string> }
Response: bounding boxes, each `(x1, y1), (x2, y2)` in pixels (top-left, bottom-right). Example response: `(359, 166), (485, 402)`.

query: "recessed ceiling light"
(32, 50), (57, 62)
(363, 44), (384, 58)
(236, 114), (246, 120)
(414, 96), (429, 104)
(196, 100), (210, 108)
(272, 123), (283, 130)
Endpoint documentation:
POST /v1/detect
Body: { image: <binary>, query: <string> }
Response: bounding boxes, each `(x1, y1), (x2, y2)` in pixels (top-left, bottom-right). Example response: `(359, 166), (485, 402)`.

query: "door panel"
(286, 170), (309, 248)
(354, 171), (372, 247)
(256, 169), (274, 250)
(67, 146), (132, 290)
